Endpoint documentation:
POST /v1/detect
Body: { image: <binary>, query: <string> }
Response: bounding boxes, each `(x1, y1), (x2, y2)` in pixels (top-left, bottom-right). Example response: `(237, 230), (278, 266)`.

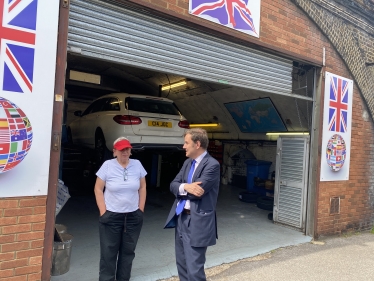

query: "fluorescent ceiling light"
(161, 80), (187, 91)
(70, 70), (101, 84)
(189, 123), (219, 128)
(266, 132), (309, 136)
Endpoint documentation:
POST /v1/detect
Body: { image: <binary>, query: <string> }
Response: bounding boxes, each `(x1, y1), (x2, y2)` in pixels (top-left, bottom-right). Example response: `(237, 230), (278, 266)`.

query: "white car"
(68, 93), (189, 163)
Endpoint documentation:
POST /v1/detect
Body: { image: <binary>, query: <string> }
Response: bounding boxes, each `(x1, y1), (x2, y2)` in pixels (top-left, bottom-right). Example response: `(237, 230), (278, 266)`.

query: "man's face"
(183, 134), (199, 159)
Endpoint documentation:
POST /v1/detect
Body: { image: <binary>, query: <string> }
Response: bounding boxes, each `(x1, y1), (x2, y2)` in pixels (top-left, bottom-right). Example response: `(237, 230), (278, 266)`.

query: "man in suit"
(164, 128), (220, 281)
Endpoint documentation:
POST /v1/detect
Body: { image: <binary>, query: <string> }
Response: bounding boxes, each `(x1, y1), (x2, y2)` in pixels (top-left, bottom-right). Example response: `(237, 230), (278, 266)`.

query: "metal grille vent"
(278, 185), (303, 227)
(330, 197), (340, 214)
(280, 140), (305, 182)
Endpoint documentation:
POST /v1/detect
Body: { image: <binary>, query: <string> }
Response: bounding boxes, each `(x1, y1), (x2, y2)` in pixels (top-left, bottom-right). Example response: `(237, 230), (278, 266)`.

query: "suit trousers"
(175, 212), (207, 281)
(99, 209), (143, 281)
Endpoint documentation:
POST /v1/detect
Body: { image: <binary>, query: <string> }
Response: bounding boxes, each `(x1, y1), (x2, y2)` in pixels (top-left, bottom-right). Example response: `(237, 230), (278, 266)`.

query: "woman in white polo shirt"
(94, 137), (147, 281)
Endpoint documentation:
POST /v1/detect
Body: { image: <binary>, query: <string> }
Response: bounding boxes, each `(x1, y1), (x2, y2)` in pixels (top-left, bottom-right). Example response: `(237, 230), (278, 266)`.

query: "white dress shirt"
(178, 151), (207, 210)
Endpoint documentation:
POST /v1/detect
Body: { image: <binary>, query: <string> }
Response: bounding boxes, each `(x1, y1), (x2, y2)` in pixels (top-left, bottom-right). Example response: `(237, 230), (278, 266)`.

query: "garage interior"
(52, 0), (315, 279)
(52, 53), (314, 281)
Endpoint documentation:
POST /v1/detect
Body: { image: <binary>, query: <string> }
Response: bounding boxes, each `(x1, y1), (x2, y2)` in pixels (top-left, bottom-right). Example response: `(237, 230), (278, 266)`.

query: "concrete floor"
(52, 184), (311, 281)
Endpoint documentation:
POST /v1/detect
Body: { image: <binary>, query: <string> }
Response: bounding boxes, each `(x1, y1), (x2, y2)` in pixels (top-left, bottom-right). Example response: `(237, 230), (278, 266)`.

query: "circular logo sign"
(326, 134), (346, 172)
(0, 97), (33, 173)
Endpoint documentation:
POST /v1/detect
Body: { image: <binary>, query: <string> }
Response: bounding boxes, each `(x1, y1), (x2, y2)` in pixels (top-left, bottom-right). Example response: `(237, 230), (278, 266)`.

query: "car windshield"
(127, 97), (181, 115)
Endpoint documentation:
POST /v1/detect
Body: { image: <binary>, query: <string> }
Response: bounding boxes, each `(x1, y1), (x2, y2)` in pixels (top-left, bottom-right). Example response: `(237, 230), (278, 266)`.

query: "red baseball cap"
(113, 139), (132, 150)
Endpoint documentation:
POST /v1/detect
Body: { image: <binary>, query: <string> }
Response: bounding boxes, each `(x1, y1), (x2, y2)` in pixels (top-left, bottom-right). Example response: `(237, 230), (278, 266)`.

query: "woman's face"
(114, 147), (131, 161)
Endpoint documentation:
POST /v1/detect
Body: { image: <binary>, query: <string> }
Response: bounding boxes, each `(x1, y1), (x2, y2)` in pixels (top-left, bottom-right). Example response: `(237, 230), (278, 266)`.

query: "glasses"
(123, 168), (128, 181)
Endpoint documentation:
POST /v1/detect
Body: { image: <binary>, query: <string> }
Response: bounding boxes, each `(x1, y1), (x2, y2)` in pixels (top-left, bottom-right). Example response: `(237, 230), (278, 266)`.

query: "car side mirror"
(74, 110), (82, 117)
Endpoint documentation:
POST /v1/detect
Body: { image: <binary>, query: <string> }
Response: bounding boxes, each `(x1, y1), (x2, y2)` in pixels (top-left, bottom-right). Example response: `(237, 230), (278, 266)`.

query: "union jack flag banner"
(320, 72), (353, 181)
(0, 0), (37, 94)
(328, 76), (349, 133)
(0, 0), (60, 198)
(189, 0), (261, 38)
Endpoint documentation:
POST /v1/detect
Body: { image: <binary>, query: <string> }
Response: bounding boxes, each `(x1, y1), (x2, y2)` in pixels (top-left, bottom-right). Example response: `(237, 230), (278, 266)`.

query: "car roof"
(95, 93), (175, 103)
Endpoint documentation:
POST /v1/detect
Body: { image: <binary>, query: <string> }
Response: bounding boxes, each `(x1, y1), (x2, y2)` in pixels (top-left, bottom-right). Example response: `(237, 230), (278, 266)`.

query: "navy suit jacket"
(164, 153), (220, 247)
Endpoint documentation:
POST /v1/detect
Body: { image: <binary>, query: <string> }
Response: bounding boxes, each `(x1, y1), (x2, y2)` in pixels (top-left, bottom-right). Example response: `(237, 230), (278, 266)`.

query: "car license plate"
(148, 121), (172, 128)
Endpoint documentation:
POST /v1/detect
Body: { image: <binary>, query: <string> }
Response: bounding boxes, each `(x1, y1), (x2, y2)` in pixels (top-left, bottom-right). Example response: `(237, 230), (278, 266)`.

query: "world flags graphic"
(326, 134), (346, 172)
(0, 0), (38, 94)
(189, 0), (258, 37)
(0, 97), (33, 173)
(328, 76), (349, 133)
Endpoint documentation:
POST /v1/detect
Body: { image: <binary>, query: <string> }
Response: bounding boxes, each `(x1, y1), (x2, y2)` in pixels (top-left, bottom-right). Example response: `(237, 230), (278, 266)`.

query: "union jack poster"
(0, 0), (60, 197)
(320, 72), (353, 181)
(189, 0), (261, 38)
(0, 0), (37, 94)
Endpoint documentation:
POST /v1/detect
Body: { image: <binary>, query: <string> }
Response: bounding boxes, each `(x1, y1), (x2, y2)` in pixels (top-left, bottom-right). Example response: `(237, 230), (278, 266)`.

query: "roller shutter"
(68, 0), (292, 95)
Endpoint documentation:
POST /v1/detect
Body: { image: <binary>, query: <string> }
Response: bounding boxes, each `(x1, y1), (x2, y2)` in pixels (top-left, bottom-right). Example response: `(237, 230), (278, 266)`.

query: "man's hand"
(184, 181), (204, 197)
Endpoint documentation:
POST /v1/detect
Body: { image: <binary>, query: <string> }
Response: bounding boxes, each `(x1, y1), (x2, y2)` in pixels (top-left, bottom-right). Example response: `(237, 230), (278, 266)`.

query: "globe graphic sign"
(0, 97), (33, 173)
(326, 134), (346, 172)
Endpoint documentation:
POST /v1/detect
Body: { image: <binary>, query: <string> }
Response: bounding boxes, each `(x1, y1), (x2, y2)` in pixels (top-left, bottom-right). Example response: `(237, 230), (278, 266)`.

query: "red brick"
(19, 198), (46, 208)
(168, 3), (184, 13)
(30, 240), (44, 249)
(16, 249), (43, 259)
(31, 223), (45, 232)
(0, 258), (28, 270)
(0, 275), (27, 281)
(17, 215), (45, 224)
(150, 0), (167, 8)
(0, 234), (15, 244)
(2, 224), (31, 235)
(0, 217), (17, 226)
(0, 252), (14, 262)
(16, 232), (44, 242)
(1, 242), (29, 253)
(0, 269), (14, 278)
(33, 206), (46, 215)
(3, 208), (33, 217)
(29, 256), (42, 265)
(0, 200), (18, 209)
(28, 272), (42, 281)
(15, 265), (41, 275)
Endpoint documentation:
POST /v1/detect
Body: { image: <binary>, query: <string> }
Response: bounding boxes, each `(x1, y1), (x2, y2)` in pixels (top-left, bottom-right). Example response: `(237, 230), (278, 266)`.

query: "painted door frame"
(41, 0), (70, 280)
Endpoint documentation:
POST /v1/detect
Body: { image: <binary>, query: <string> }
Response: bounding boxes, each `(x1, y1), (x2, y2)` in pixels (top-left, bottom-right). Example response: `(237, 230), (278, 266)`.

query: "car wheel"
(256, 196), (274, 211)
(238, 191), (258, 203)
(95, 131), (106, 166)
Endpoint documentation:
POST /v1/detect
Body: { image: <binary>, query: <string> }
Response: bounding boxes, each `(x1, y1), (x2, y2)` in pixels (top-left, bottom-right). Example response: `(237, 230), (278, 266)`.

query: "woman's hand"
(94, 177), (107, 217)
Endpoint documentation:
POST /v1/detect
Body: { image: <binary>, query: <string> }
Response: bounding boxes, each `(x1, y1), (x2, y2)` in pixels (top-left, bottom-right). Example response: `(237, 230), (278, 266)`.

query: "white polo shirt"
(96, 158), (147, 213)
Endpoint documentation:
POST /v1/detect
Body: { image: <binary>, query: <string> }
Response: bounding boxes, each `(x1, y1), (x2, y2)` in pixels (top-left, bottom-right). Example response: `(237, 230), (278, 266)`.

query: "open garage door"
(68, 0), (292, 96)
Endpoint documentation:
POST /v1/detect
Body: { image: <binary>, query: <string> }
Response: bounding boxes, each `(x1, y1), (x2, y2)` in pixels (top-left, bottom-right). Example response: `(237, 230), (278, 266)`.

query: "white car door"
(80, 98), (107, 147)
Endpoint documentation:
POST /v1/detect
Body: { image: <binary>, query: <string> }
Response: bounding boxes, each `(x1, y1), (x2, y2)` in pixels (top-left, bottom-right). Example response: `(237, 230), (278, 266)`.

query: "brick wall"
(316, 83), (374, 236)
(292, 0), (374, 130)
(129, 0), (374, 236)
(0, 197), (46, 281)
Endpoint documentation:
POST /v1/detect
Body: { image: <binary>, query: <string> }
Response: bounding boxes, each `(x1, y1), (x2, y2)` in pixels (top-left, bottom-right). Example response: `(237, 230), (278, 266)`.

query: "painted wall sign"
(320, 72), (353, 181)
(0, 0), (60, 197)
(189, 0), (261, 38)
